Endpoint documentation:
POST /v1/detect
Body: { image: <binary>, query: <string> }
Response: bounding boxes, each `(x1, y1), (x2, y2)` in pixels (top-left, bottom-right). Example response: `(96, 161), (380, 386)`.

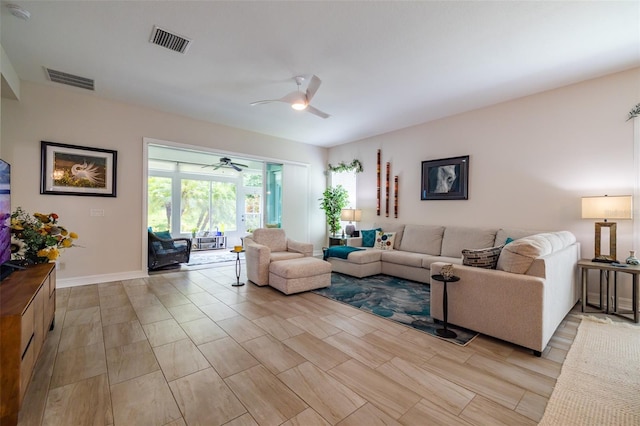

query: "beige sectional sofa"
(326, 223), (580, 355)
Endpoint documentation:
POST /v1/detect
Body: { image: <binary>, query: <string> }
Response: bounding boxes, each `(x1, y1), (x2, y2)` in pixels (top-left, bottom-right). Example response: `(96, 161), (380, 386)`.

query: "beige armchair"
(244, 228), (313, 286)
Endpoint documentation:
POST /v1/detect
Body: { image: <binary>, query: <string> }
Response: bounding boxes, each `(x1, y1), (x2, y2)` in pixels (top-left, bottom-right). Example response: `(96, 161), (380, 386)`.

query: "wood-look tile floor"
(18, 263), (582, 426)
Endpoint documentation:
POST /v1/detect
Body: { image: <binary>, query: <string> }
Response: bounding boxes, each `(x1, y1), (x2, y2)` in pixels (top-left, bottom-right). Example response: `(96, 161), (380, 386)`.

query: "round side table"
(230, 249), (245, 287)
(431, 274), (460, 338)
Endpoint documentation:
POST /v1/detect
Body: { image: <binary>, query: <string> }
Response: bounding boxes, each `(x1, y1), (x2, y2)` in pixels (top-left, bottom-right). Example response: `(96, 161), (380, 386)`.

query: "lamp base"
(592, 255), (616, 263)
(345, 224), (355, 237)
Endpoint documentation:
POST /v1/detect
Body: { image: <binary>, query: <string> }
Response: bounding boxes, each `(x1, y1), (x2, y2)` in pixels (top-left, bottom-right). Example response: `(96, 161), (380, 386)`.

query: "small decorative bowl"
(441, 264), (454, 279)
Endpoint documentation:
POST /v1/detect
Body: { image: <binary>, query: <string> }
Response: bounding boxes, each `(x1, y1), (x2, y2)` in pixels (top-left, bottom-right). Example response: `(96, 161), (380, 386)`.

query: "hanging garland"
(326, 159), (363, 174)
(627, 103), (640, 121)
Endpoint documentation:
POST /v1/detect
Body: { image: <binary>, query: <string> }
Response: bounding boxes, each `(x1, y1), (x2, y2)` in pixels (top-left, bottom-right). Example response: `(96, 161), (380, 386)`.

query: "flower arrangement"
(10, 207), (78, 264)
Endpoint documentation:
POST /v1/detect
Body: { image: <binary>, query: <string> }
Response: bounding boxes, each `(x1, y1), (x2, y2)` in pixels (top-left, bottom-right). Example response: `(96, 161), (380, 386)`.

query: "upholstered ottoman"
(268, 257), (332, 295)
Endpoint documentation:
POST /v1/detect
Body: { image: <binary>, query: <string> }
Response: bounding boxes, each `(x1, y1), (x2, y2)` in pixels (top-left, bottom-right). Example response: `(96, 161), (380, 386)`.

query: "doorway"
(146, 144), (267, 247)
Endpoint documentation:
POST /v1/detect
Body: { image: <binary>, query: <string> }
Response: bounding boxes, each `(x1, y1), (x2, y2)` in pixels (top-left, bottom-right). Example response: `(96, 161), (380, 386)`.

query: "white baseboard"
(57, 269), (148, 288)
(586, 291), (634, 312)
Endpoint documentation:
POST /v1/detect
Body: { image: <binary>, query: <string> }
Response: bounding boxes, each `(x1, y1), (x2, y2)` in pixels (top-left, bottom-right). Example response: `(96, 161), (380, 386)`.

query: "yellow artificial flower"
(34, 213), (51, 223)
(69, 232), (79, 239)
(47, 249), (59, 260)
(61, 238), (73, 248)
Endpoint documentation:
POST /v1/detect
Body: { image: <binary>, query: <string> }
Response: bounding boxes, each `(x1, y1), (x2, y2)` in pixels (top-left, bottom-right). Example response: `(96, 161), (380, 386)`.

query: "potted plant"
(319, 185), (349, 237)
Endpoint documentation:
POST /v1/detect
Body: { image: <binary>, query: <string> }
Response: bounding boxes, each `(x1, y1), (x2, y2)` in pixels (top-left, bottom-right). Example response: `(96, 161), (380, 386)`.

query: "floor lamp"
(581, 195), (632, 263)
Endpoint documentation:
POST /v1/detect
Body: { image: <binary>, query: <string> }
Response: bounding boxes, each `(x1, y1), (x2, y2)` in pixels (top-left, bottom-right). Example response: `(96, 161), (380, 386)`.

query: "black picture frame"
(421, 155), (469, 200)
(40, 141), (117, 197)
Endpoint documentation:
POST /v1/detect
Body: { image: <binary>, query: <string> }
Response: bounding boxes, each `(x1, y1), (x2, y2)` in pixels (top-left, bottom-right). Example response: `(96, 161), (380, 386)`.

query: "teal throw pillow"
(154, 231), (172, 240)
(154, 231), (174, 249)
(505, 237), (514, 245)
(361, 228), (382, 247)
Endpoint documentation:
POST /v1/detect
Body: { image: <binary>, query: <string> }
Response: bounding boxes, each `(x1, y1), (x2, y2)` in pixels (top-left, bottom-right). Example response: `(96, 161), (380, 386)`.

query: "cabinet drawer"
(19, 339), (35, 402)
(48, 268), (56, 297)
(46, 289), (56, 330)
(20, 303), (35, 356)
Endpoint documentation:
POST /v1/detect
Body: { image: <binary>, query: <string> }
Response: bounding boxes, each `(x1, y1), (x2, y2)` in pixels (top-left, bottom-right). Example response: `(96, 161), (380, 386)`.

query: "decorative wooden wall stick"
(376, 149), (381, 216)
(394, 175), (398, 218)
(386, 162), (390, 217)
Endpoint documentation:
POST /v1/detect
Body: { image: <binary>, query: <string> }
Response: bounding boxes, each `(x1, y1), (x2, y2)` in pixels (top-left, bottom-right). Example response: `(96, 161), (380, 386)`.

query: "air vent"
(150, 26), (192, 54)
(45, 68), (94, 91)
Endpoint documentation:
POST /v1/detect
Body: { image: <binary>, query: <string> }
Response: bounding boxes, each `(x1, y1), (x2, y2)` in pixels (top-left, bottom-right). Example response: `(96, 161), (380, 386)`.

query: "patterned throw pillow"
(462, 245), (504, 269)
(361, 228), (382, 247)
(374, 231), (396, 250)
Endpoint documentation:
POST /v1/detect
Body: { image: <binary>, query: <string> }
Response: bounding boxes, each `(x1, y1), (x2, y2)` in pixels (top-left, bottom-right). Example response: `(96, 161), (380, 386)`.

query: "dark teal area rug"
(313, 273), (478, 346)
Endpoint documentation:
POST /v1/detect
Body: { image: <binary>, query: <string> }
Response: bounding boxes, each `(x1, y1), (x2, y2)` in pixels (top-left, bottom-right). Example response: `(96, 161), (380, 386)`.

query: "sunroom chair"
(148, 231), (192, 270)
(244, 228), (313, 286)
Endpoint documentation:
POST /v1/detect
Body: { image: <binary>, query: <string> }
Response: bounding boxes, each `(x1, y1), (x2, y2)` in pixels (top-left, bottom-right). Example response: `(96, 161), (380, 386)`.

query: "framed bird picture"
(40, 141), (117, 197)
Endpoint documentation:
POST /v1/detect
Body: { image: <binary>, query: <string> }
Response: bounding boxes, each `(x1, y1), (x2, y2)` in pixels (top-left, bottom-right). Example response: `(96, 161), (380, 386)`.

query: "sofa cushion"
(494, 228), (542, 246)
(336, 248), (382, 264)
(374, 223), (405, 249)
(380, 250), (426, 268)
(462, 245), (504, 269)
(399, 224), (445, 255)
(440, 227), (498, 258)
(361, 228), (382, 247)
(497, 231), (576, 274)
(422, 255), (463, 269)
(374, 231), (396, 250)
(252, 228), (288, 252)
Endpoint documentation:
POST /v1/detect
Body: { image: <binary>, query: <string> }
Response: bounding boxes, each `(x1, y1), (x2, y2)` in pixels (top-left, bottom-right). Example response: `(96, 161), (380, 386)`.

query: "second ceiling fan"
(203, 157), (248, 172)
(250, 75), (330, 119)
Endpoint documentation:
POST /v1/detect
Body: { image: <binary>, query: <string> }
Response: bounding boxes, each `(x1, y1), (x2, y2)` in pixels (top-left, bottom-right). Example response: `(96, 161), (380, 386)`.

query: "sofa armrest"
(245, 241), (272, 285)
(287, 239), (313, 257)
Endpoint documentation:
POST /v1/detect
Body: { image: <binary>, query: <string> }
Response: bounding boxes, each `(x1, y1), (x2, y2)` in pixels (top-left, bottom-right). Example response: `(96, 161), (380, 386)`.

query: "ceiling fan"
(250, 75), (330, 119)
(202, 157), (248, 172)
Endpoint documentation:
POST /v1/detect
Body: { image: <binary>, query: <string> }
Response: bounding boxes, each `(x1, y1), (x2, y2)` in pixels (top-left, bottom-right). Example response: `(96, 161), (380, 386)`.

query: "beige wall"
(328, 68), (640, 261)
(2, 82), (327, 285)
(3, 68), (639, 289)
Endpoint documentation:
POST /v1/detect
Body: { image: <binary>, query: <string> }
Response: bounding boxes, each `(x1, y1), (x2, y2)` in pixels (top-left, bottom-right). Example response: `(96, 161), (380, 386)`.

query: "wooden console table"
(0, 263), (56, 426)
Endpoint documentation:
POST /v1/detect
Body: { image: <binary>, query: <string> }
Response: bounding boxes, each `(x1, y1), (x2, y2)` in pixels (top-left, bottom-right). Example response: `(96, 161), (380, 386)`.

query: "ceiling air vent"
(45, 68), (94, 91)
(150, 25), (192, 54)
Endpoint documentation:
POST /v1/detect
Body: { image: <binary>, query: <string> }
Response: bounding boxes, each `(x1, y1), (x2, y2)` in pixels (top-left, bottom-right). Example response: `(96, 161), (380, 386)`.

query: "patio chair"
(148, 231), (192, 270)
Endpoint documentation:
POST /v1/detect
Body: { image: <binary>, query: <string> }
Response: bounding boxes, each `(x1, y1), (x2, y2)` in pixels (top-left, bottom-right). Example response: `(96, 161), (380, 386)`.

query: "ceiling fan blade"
(230, 164), (242, 172)
(251, 91), (302, 106)
(306, 105), (330, 119)
(250, 99), (279, 106)
(232, 162), (248, 168)
(306, 75), (321, 102)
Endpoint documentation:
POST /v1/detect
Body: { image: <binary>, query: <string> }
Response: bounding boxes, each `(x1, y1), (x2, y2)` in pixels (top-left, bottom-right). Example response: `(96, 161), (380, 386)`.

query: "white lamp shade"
(340, 209), (362, 222)
(581, 195), (632, 220)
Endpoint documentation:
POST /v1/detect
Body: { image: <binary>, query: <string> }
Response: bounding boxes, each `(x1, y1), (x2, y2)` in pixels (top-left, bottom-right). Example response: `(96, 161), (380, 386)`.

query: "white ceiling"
(2, 1), (639, 148)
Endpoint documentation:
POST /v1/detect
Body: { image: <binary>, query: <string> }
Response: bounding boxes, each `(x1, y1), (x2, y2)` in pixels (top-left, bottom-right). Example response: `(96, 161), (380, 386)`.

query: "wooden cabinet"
(0, 263), (56, 426)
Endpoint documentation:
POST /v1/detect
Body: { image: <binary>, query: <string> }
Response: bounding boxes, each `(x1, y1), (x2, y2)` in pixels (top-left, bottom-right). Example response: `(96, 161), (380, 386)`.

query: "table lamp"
(341, 208), (362, 237)
(581, 195), (632, 263)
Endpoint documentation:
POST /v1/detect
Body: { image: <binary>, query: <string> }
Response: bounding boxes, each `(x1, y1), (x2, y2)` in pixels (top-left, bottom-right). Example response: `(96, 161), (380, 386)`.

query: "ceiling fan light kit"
(250, 75), (330, 118)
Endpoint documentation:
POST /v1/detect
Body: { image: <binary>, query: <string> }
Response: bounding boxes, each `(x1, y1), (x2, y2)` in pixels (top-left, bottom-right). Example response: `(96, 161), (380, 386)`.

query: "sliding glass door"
(180, 179), (237, 235)
(147, 147), (266, 245)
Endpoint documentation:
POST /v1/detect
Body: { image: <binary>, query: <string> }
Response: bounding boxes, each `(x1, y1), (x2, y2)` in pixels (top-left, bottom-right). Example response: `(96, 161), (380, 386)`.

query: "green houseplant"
(319, 185), (349, 236)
